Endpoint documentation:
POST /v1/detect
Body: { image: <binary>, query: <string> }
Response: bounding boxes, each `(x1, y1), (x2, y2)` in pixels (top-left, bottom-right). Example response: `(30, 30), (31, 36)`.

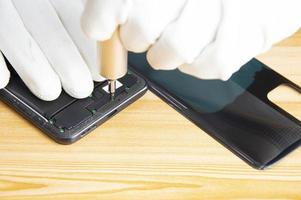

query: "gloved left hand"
(0, 0), (103, 101)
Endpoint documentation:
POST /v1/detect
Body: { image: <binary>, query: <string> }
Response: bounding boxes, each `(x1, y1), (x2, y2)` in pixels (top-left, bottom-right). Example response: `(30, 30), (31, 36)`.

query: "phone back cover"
(129, 53), (301, 169)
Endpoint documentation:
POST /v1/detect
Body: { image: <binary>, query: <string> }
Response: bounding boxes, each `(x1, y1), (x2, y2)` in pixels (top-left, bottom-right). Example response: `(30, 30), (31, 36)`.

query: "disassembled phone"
(0, 59), (147, 144)
(129, 53), (301, 169)
(1, 52), (301, 169)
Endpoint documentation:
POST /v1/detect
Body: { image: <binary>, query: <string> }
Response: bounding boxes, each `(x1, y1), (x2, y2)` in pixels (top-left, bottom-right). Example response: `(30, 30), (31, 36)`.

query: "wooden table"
(0, 30), (300, 200)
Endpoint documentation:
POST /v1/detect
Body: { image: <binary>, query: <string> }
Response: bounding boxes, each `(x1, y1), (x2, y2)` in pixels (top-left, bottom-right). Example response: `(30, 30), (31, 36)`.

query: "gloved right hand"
(81, 0), (301, 81)
(0, 0), (104, 101)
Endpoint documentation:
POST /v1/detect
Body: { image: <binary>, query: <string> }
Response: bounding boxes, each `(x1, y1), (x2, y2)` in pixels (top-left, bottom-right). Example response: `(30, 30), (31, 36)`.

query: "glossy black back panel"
(129, 53), (301, 169)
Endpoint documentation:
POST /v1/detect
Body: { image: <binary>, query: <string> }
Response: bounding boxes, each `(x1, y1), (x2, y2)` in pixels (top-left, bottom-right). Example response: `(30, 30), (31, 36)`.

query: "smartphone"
(129, 52), (301, 169)
(0, 59), (147, 144)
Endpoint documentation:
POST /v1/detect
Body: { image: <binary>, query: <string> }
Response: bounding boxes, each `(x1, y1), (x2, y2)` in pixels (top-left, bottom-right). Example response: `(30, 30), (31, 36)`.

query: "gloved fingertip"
(0, 71), (10, 89)
(92, 74), (106, 82)
(81, 1), (121, 41)
(0, 56), (10, 89)
(35, 90), (61, 102)
(146, 48), (182, 71)
(30, 78), (62, 101)
(219, 73), (233, 81)
(81, 17), (115, 41)
(120, 32), (150, 53)
(63, 77), (94, 99)
(66, 87), (93, 99)
(146, 51), (162, 70)
(119, 19), (152, 53)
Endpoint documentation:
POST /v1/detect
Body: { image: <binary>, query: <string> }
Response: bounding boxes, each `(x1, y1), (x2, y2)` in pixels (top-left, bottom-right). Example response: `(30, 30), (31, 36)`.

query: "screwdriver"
(98, 28), (128, 97)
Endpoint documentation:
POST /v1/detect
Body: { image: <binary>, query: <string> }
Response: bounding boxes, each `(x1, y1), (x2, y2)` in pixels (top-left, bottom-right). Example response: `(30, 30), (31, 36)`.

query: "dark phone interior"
(3, 63), (139, 132)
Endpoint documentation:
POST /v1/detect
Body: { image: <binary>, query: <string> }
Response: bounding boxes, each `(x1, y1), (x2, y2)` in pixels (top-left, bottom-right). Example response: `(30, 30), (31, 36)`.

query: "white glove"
(0, 0), (104, 101)
(82, 0), (301, 81)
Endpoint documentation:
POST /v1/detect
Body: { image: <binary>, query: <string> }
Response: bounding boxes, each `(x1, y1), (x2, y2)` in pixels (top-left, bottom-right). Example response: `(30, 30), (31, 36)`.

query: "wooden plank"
(0, 29), (300, 200)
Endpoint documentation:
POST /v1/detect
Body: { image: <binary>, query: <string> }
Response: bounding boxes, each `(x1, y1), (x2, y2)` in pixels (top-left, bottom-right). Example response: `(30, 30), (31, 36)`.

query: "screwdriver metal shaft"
(98, 28), (128, 96)
(108, 80), (116, 94)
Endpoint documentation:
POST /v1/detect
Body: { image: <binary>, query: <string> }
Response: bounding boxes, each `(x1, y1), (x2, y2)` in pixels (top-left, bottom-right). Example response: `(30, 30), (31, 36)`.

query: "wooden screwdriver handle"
(99, 28), (128, 80)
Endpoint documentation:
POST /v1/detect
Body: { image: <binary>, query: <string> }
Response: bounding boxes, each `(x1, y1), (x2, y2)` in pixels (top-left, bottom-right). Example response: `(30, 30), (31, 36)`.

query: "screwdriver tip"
(108, 80), (116, 97)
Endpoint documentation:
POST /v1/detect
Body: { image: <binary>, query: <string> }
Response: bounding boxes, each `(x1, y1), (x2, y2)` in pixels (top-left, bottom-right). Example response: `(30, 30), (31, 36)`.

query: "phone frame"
(0, 71), (147, 145)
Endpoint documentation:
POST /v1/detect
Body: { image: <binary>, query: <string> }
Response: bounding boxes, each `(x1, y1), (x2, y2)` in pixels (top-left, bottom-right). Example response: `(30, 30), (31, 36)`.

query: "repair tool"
(98, 28), (127, 97)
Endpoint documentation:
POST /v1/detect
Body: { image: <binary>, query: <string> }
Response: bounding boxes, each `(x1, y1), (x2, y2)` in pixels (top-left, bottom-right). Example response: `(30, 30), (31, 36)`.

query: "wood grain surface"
(0, 30), (300, 200)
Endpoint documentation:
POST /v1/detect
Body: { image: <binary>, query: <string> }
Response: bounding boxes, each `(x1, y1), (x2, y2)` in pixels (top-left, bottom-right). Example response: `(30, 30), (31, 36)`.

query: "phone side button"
(106, 109), (118, 119)
(80, 125), (97, 138)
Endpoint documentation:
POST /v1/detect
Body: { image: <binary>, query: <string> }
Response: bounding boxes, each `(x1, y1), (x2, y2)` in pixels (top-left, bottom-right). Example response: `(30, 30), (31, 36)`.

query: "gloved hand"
(82, 0), (301, 81)
(0, 0), (104, 101)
